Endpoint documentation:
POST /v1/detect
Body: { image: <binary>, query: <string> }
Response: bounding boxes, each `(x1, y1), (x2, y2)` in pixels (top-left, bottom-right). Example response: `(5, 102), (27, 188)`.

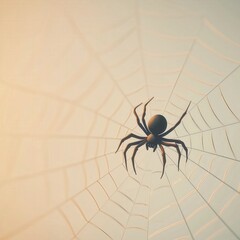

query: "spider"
(115, 97), (191, 178)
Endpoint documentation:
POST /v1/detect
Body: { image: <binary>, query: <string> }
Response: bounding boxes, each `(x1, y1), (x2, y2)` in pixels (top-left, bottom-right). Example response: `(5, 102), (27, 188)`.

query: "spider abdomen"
(148, 115), (167, 135)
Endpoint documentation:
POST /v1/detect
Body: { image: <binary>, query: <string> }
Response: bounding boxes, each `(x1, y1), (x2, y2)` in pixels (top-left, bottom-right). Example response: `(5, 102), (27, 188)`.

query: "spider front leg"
(115, 133), (145, 153)
(134, 103), (149, 135)
(159, 145), (166, 178)
(162, 138), (188, 162)
(160, 102), (191, 137)
(142, 97), (154, 132)
(162, 142), (181, 170)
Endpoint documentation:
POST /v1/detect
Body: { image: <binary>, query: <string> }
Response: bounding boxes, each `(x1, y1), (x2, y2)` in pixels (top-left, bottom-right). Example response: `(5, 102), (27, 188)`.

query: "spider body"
(115, 97), (191, 178)
(146, 133), (158, 144)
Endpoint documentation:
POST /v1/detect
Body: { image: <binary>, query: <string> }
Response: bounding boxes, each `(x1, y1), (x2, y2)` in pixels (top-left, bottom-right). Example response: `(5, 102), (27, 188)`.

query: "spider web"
(0, 0), (240, 240)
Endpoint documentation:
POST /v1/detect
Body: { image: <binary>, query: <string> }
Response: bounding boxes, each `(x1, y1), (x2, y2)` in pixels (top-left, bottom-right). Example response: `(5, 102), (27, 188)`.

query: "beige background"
(0, 0), (240, 239)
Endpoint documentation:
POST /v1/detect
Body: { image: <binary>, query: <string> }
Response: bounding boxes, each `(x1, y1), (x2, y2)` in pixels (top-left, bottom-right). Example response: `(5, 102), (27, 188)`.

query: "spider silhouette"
(115, 97), (191, 178)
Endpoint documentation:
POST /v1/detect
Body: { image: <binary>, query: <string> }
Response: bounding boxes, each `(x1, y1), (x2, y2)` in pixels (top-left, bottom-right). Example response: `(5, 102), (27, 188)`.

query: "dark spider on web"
(115, 97), (191, 178)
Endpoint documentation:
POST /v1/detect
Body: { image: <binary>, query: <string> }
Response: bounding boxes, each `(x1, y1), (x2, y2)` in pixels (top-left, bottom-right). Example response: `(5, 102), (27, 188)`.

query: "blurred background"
(0, 0), (240, 239)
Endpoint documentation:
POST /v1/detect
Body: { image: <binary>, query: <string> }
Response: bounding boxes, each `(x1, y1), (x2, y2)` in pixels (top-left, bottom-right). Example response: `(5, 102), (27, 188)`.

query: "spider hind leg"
(131, 141), (146, 174)
(162, 138), (188, 162)
(123, 140), (145, 171)
(162, 142), (181, 170)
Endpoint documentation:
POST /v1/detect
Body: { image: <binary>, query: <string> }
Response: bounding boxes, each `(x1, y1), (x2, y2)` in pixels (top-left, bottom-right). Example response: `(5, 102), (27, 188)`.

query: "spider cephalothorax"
(115, 97), (191, 178)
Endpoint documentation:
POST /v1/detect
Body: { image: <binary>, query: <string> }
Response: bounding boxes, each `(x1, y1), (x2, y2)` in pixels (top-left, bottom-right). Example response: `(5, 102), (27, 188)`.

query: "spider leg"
(134, 103), (149, 135)
(160, 101), (191, 137)
(162, 142), (181, 170)
(123, 140), (145, 171)
(115, 133), (145, 153)
(131, 140), (146, 174)
(159, 145), (166, 178)
(142, 97), (154, 134)
(162, 138), (188, 162)
(153, 145), (157, 152)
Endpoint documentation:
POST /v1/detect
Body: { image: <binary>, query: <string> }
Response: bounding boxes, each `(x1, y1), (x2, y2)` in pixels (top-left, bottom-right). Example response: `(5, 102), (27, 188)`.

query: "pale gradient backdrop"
(0, 0), (240, 239)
